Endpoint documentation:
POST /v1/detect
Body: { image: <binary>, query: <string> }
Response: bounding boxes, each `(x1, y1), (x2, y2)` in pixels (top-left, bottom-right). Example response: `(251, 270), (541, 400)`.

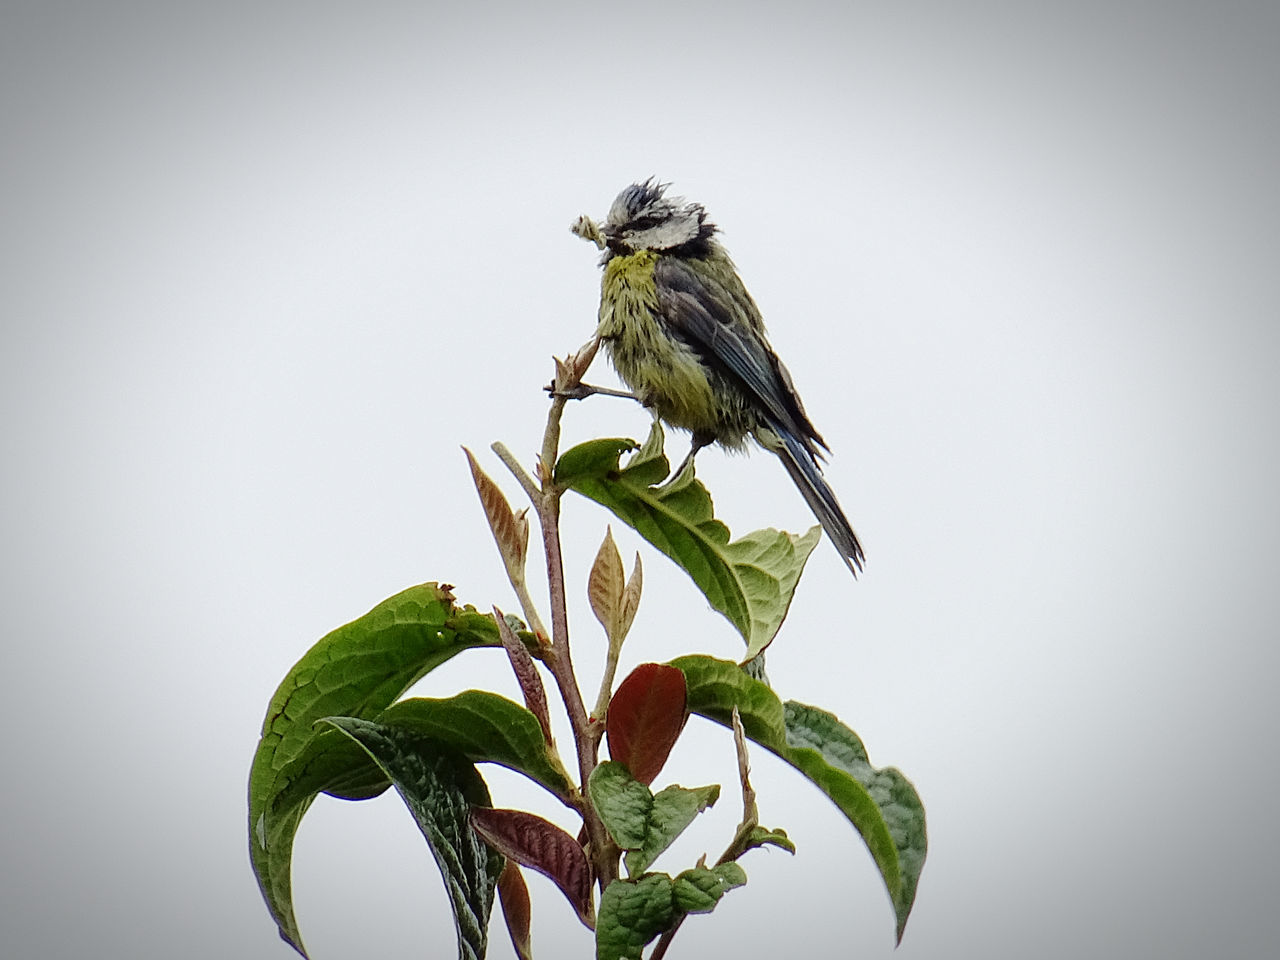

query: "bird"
(571, 179), (865, 576)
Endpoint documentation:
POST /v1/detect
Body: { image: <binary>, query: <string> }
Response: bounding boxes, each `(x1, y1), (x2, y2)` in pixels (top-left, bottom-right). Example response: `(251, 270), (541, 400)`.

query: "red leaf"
(493, 606), (552, 744)
(606, 663), (688, 785)
(497, 860), (533, 960)
(470, 807), (594, 928)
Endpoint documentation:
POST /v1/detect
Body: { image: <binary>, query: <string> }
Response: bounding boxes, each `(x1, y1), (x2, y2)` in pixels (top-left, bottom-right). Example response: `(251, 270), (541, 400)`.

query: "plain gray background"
(3, 1), (1278, 957)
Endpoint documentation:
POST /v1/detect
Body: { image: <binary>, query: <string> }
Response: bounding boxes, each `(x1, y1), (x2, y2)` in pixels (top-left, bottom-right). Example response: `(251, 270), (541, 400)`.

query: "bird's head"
(601, 179), (716, 254)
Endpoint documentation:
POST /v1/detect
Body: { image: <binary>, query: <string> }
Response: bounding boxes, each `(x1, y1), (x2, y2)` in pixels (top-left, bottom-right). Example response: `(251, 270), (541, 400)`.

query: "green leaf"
(378, 692), (573, 800)
(247, 583), (504, 957)
(594, 862), (745, 960)
(595, 875), (677, 960)
(556, 423), (821, 658)
(671, 863), (747, 914)
(782, 701), (927, 942)
(321, 717), (503, 960)
(588, 762), (720, 877)
(628, 784), (721, 876)
(670, 655), (928, 943)
(588, 761), (653, 852)
(741, 824), (796, 856)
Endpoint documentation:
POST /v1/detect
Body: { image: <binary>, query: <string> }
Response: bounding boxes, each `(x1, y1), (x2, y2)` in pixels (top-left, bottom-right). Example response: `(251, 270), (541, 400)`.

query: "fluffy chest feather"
(596, 250), (751, 444)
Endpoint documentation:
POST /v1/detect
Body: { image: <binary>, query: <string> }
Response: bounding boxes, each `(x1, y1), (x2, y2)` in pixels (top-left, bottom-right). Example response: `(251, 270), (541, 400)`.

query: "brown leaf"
(606, 663), (689, 785)
(493, 605), (552, 744)
(588, 527), (625, 644)
(619, 552), (643, 641)
(464, 448), (527, 579)
(497, 860), (533, 960)
(569, 335), (601, 379)
(471, 807), (594, 929)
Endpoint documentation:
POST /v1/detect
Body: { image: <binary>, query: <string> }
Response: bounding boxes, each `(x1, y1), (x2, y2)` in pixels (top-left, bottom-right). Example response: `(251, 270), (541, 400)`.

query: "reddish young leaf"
(470, 807), (594, 928)
(497, 860), (533, 960)
(492, 606), (552, 744)
(606, 663), (688, 785)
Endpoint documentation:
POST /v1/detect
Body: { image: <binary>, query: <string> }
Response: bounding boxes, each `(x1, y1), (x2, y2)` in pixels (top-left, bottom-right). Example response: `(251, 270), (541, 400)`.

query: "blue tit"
(572, 179), (865, 576)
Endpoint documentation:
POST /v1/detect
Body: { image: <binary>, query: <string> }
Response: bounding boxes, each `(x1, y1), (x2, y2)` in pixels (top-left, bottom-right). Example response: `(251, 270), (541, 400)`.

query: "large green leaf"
(379, 693), (573, 800)
(670, 655), (927, 943)
(248, 584), (504, 957)
(555, 423), (821, 658)
(322, 718), (504, 960)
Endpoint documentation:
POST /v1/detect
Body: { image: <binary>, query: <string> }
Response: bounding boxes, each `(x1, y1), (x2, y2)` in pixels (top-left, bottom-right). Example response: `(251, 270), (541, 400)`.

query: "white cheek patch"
(630, 220), (699, 250)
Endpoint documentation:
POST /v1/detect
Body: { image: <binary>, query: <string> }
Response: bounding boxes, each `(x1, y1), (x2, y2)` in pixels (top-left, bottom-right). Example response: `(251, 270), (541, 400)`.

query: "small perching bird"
(572, 179), (865, 576)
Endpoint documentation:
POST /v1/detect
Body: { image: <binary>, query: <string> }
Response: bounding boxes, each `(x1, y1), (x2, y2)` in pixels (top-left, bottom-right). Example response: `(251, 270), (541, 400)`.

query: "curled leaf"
(321, 717), (502, 960)
(493, 606), (552, 745)
(620, 552), (642, 641)
(247, 583), (504, 956)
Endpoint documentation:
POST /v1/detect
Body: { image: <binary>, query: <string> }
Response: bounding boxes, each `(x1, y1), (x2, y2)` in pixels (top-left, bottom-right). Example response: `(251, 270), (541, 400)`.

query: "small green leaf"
(627, 784), (720, 876)
(247, 584), (505, 956)
(556, 423), (821, 657)
(671, 862), (747, 914)
(670, 655), (928, 943)
(742, 824), (796, 856)
(321, 717), (502, 960)
(588, 762), (719, 877)
(595, 875), (676, 960)
(588, 761), (653, 852)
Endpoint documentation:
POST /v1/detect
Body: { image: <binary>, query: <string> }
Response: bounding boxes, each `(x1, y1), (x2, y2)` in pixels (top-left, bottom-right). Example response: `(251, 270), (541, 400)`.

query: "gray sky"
(3, 2), (1278, 958)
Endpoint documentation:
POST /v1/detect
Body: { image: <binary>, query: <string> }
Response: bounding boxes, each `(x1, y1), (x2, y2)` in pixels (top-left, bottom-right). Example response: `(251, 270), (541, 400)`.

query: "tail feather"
(775, 429), (865, 576)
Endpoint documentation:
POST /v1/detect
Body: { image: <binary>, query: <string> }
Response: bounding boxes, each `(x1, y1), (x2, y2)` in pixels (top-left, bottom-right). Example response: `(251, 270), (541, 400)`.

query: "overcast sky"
(3, 2), (1278, 958)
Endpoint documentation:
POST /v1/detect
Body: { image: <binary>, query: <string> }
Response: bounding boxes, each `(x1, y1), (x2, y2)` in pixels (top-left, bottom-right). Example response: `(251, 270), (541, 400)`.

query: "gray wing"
(653, 255), (828, 456)
(654, 255), (863, 573)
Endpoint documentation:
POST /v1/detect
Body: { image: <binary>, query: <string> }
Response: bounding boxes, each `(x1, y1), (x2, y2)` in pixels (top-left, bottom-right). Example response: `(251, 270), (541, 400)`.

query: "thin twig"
(491, 441), (542, 507)
(652, 708), (759, 958)
(532, 368), (618, 889)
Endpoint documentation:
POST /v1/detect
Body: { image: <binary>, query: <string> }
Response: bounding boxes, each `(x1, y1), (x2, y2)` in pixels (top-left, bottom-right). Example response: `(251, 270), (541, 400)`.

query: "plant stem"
(650, 922), (683, 960)
(590, 639), (623, 722)
(535, 389), (618, 889)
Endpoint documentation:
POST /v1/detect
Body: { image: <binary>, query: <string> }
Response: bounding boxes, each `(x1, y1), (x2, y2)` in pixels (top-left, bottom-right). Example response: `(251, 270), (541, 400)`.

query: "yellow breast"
(596, 251), (727, 437)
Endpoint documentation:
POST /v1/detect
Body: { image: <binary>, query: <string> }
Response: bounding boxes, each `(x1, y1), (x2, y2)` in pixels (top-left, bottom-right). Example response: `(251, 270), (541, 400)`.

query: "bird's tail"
(775, 429), (865, 576)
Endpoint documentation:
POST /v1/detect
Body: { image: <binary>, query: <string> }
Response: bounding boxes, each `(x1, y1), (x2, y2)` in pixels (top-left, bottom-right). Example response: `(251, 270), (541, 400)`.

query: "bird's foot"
(545, 381), (637, 402)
